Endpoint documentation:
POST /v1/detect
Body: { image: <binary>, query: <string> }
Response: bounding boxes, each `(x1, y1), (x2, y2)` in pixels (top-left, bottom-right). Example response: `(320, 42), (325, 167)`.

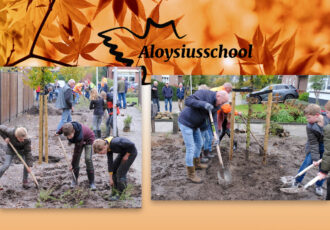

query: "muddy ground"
(151, 131), (326, 200)
(0, 101), (141, 208)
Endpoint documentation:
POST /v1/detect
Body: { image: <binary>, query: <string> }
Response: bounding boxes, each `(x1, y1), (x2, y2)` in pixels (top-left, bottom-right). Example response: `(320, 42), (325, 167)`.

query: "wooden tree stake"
(44, 95), (48, 163)
(263, 86), (273, 164)
(229, 92), (236, 161)
(38, 94), (44, 164)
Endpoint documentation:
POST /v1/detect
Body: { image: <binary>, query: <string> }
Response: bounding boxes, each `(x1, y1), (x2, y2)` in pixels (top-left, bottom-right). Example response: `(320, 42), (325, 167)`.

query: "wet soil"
(0, 101), (141, 208)
(151, 133), (325, 200)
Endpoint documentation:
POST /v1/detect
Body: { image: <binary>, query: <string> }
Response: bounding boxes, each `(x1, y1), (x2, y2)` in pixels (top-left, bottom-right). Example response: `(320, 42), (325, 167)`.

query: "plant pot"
(123, 126), (130, 132)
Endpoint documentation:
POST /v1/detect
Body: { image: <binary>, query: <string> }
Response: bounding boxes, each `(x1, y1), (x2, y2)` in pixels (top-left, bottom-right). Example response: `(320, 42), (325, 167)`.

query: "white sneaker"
(315, 187), (323, 196)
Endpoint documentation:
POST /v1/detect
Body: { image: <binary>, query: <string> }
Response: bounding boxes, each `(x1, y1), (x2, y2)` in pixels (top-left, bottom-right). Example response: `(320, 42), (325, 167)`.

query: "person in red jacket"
(56, 121), (96, 190)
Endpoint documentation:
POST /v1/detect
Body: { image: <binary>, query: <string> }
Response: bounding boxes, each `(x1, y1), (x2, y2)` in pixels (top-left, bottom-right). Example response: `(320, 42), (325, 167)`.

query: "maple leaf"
(49, 21), (101, 64)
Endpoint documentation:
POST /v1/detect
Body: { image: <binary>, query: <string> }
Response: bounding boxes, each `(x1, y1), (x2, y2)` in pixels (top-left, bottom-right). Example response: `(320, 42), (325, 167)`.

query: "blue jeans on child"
(295, 143), (325, 187)
(165, 98), (172, 112)
(201, 129), (212, 151)
(179, 122), (203, 167)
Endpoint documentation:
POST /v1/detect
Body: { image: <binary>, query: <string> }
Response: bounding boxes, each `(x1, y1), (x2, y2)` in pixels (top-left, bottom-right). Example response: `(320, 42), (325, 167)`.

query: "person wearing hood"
(56, 121), (96, 190)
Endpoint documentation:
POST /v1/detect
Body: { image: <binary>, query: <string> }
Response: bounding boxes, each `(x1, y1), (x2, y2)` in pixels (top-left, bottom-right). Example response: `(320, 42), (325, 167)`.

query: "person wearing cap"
(217, 103), (241, 151)
(178, 90), (229, 183)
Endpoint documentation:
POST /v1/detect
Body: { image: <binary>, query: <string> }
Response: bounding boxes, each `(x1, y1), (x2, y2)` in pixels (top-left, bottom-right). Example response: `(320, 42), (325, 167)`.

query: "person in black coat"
(89, 89), (107, 138)
(178, 90), (229, 183)
(151, 81), (160, 112)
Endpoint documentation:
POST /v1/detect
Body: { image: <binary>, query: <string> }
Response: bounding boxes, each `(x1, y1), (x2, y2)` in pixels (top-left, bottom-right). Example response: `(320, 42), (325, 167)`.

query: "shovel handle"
(57, 136), (77, 182)
(8, 142), (39, 188)
(296, 159), (322, 178)
(304, 175), (321, 190)
(208, 110), (224, 167)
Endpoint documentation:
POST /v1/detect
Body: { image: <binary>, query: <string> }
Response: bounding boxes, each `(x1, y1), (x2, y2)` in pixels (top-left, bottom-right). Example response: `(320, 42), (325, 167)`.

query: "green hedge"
(299, 92), (309, 102)
(151, 80), (178, 101)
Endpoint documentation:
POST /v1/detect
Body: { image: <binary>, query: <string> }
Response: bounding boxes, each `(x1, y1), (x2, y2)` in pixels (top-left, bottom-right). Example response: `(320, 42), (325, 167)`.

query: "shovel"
(57, 136), (77, 183)
(280, 159), (322, 186)
(280, 175), (322, 194)
(208, 110), (232, 184)
(7, 141), (39, 189)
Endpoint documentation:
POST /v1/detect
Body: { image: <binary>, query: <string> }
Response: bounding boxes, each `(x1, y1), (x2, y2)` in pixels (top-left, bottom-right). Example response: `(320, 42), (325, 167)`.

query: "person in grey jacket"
(293, 104), (330, 196)
(56, 79), (75, 132)
(0, 126), (33, 189)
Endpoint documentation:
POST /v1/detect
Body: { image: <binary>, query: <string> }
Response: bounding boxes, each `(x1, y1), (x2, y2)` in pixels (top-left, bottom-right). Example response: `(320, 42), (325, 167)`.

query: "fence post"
(39, 95), (44, 164)
(9, 73), (11, 123)
(44, 95), (48, 163)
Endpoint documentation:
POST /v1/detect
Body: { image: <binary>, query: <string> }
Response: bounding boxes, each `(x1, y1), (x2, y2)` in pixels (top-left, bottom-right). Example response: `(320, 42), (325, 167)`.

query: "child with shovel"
(315, 101), (330, 199)
(0, 126), (33, 190)
(292, 104), (330, 196)
(92, 136), (137, 201)
(56, 122), (96, 190)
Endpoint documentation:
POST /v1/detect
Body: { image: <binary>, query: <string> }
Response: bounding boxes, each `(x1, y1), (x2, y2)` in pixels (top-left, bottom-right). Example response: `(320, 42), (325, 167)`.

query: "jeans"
(118, 93), (126, 109)
(207, 124), (214, 151)
(201, 129), (212, 151)
(36, 92), (40, 101)
(92, 115), (103, 131)
(165, 98), (172, 112)
(106, 115), (118, 137)
(0, 154), (28, 181)
(72, 144), (94, 178)
(48, 92), (53, 102)
(74, 92), (79, 105)
(152, 98), (160, 112)
(178, 99), (184, 112)
(295, 143), (325, 187)
(57, 108), (72, 132)
(179, 122), (203, 167)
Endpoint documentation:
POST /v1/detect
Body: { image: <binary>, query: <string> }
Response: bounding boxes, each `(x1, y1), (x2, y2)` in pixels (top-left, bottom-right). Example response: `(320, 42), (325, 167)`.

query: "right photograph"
(151, 75), (329, 200)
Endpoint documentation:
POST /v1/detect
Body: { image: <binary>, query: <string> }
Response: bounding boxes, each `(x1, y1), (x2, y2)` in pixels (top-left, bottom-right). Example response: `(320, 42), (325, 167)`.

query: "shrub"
(296, 116), (307, 123)
(299, 92), (309, 102)
(271, 110), (294, 122)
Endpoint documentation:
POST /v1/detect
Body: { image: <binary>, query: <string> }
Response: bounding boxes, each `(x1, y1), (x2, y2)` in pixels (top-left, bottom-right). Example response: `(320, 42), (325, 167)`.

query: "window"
(162, 75), (169, 83)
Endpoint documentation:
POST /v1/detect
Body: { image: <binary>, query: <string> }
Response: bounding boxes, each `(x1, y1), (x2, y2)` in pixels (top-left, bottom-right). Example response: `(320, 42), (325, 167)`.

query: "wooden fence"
(0, 71), (34, 124)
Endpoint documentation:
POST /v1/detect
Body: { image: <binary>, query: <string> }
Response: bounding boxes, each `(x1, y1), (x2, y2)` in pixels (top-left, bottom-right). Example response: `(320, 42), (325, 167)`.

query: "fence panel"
(0, 73), (10, 123)
(10, 74), (18, 120)
(0, 71), (34, 124)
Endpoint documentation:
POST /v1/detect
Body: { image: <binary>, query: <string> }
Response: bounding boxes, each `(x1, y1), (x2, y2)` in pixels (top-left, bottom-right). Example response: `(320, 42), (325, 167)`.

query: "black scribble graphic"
(98, 18), (187, 85)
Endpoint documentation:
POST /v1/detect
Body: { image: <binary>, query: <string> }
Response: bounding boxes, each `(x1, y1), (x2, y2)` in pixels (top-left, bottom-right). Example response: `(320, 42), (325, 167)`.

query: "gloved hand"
(204, 103), (214, 111)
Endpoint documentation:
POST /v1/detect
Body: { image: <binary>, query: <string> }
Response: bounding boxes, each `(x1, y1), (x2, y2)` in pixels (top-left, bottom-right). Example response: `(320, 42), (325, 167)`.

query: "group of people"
(151, 81), (185, 113)
(0, 78), (138, 201)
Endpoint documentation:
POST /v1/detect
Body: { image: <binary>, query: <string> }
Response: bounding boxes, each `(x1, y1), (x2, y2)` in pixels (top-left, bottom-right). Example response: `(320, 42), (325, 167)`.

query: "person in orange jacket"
(217, 103), (241, 151)
(73, 82), (84, 105)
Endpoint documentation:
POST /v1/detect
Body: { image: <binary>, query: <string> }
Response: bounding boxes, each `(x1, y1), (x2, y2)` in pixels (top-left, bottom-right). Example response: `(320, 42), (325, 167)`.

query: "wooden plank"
(1, 73), (10, 123)
(39, 95), (44, 164)
(10, 74), (18, 120)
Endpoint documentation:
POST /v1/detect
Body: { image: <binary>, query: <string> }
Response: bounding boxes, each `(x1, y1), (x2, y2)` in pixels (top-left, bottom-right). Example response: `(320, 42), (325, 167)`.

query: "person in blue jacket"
(178, 90), (229, 183)
(176, 83), (185, 112)
(162, 82), (173, 112)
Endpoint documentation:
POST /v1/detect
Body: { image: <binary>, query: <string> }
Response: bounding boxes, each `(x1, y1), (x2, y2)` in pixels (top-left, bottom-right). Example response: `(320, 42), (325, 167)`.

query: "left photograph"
(0, 66), (142, 208)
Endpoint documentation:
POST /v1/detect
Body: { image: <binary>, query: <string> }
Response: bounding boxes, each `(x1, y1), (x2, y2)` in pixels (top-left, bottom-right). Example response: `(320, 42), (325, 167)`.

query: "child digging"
(316, 101), (330, 200)
(89, 88), (107, 138)
(0, 126), (33, 190)
(56, 122), (96, 190)
(93, 136), (137, 201)
(292, 104), (329, 196)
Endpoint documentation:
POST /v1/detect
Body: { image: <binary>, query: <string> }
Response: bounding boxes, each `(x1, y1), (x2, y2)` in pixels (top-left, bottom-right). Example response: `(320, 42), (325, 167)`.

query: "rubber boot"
(203, 149), (215, 158)
(71, 168), (79, 188)
(97, 130), (102, 139)
(87, 170), (96, 191)
(186, 166), (202, 183)
(22, 179), (30, 189)
(193, 158), (208, 170)
(233, 140), (238, 151)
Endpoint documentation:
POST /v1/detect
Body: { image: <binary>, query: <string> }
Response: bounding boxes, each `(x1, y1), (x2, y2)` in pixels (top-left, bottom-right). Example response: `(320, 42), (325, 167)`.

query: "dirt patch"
(151, 133), (325, 200)
(28, 104), (62, 116)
